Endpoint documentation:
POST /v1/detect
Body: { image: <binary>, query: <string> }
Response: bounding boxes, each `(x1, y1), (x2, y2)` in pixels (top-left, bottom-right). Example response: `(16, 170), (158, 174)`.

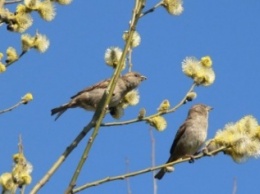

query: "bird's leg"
(183, 154), (196, 163)
(188, 155), (195, 163)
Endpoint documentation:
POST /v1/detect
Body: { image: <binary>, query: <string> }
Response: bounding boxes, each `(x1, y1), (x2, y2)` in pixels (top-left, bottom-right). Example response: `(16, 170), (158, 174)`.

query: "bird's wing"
(169, 122), (187, 154)
(70, 78), (110, 99)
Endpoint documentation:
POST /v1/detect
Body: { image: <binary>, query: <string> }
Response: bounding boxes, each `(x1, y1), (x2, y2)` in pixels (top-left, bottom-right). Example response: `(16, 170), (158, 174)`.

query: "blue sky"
(1, 0), (260, 193)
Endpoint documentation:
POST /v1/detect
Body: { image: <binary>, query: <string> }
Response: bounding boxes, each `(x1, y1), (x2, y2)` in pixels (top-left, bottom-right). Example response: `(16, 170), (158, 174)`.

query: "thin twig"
(29, 122), (95, 194)
(18, 135), (26, 194)
(73, 146), (226, 193)
(0, 0), (4, 8)
(127, 48), (133, 72)
(125, 157), (132, 194)
(0, 101), (24, 115)
(149, 128), (157, 194)
(101, 82), (197, 127)
(5, 50), (27, 68)
(18, 134), (23, 154)
(232, 177), (237, 194)
(140, 1), (163, 18)
(64, 1), (146, 193)
(5, 0), (22, 4)
(20, 186), (25, 194)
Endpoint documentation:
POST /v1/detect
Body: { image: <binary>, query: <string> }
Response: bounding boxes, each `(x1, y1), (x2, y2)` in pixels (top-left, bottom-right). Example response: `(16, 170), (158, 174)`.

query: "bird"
(51, 72), (146, 120)
(154, 103), (213, 180)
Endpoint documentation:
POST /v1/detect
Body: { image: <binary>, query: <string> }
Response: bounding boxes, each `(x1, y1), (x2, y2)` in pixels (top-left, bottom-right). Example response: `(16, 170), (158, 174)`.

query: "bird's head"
(188, 103), (213, 118)
(123, 71), (147, 89)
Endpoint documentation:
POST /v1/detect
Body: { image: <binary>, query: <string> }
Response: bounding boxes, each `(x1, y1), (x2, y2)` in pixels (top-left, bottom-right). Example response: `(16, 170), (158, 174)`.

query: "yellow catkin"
(147, 116), (167, 131)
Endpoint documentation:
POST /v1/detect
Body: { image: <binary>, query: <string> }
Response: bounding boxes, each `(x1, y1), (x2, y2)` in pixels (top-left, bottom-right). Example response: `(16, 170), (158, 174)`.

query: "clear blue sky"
(1, 1), (260, 193)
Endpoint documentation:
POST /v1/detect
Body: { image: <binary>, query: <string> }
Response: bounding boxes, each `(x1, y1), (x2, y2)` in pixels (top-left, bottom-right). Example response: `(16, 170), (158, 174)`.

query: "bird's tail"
(51, 103), (69, 121)
(155, 155), (176, 180)
(154, 168), (166, 180)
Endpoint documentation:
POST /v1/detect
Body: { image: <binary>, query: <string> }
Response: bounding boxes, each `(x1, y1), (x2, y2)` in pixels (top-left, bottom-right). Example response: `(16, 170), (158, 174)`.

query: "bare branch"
(30, 121), (95, 194)
(5, 0), (22, 4)
(0, 0), (4, 8)
(125, 157), (132, 194)
(5, 50), (27, 68)
(149, 128), (157, 194)
(18, 134), (23, 154)
(0, 101), (24, 115)
(73, 146), (226, 193)
(140, 1), (163, 18)
(101, 82), (197, 127)
(64, 1), (146, 193)
(232, 177), (237, 194)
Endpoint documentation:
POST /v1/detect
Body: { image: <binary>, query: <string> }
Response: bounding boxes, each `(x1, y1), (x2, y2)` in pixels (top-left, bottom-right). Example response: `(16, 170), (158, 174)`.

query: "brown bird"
(51, 72), (146, 120)
(155, 104), (213, 180)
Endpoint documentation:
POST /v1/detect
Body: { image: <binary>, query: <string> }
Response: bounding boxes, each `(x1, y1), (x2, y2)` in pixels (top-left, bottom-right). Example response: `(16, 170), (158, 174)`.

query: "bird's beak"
(141, 75), (147, 81)
(207, 106), (213, 111)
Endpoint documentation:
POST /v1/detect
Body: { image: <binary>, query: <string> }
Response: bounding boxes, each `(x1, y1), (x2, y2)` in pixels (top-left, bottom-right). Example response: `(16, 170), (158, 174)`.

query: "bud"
(157, 99), (170, 112)
(186, 92), (197, 101)
(123, 31), (141, 48)
(104, 47), (125, 69)
(200, 56), (212, 68)
(21, 93), (33, 104)
(0, 63), (6, 73)
(138, 108), (146, 119)
(147, 116), (167, 131)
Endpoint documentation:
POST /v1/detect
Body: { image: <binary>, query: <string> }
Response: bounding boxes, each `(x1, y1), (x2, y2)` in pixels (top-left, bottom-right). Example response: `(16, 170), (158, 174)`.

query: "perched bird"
(155, 104), (212, 180)
(51, 72), (146, 120)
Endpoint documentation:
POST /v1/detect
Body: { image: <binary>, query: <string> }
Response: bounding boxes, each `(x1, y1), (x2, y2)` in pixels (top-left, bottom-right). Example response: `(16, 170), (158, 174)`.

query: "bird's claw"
(188, 155), (195, 163)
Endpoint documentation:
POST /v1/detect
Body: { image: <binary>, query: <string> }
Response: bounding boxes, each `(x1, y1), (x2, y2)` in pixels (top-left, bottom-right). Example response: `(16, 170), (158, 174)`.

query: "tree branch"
(73, 146), (226, 193)
(149, 128), (157, 194)
(0, 101), (24, 115)
(0, 0), (4, 9)
(101, 82), (197, 127)
(31, 1), (146, 193)
(4, 0), (22, 4)
(29, 122), (95, 194)
(65, 0), (146, 193)
(125, 157), (132, 194)
(140, 1), (163, 18)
